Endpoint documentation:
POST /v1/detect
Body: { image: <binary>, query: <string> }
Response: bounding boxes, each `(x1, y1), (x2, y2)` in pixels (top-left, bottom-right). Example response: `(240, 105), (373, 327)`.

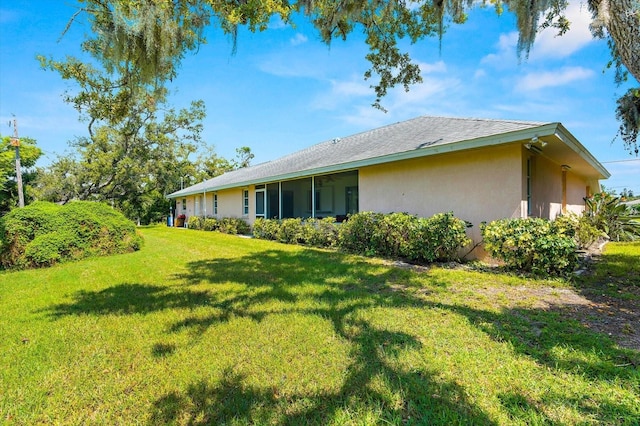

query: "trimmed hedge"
(0, 201), (143, 269)
(253, 212), (471, 263)
(253, 217), (339, 247)
(338, 212), (470, 262)
(481, 217), (577, 276)
(553, 213), (604, 249)
(187, 216), (250, 235)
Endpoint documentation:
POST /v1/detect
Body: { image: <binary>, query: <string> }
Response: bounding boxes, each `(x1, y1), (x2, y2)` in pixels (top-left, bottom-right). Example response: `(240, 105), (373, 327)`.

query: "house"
(167, 115), (609, 252)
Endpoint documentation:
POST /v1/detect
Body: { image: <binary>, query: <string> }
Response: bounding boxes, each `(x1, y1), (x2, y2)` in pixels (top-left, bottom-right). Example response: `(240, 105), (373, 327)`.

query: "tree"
(234, 146), (254, 169)
(64, 0), (639, 152)
(37, 41), (208, 223)
(0, 136), (42, 214)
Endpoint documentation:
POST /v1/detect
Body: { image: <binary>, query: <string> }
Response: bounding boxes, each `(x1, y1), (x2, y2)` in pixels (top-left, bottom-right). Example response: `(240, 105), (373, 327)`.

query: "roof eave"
(169, 122), (607, 198)
(554, 123), (610, 179)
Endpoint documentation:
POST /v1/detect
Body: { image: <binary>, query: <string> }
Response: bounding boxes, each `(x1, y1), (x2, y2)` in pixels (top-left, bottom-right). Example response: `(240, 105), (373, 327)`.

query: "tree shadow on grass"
(153, 249), (494, 424)
(43, 283), (211, 317)
(151, 322), (494, 425)
(36, 245), (638, 423)
(151, 248), (639, 424)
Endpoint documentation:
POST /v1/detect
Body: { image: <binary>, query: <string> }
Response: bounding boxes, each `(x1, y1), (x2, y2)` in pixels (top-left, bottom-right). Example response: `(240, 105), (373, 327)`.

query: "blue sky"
(1, 1), (638, 194)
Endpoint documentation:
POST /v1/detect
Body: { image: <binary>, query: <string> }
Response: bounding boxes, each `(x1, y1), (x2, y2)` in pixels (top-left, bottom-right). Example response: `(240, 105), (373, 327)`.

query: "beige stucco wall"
(528, 152), (591, 219)
(174, 144), (598, 260)
(214, 187), (247, 219)
(360, 144), (524, 245)
(175, 187), (247, 225)
(566, 172), (589, 215)
(529, 153), (563, 219)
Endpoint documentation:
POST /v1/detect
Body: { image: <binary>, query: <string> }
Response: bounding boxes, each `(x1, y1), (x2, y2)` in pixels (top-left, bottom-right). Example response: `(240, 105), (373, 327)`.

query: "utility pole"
(10, 118), (24, 208)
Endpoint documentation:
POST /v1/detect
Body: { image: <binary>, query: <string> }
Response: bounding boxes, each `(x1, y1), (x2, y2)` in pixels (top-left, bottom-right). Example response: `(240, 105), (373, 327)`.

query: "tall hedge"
(338, 212), (470, 262)
(481, 218), (577, 276)
(252, 212), (471, 263)
(0, 201), (143, 269)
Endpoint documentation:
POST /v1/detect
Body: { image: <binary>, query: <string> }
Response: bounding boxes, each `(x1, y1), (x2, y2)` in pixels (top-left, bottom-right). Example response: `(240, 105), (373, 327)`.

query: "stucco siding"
(214, 188), (245, 219)
(529, 154), (590, 219)
(359, 144), (523, 243)
(566, 172), (588, 215)
(531, 154), (563, 219)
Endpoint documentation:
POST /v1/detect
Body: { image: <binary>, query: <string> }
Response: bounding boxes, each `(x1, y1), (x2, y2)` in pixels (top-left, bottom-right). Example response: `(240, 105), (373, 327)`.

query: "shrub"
(410, 213), (471, 262)
(187, 216), (204, 230)
(218, 218), (250, 235)
(303, 217), (339, 248)
(481, 218), (577, 276)
(253, 217), (339, 247)
(554, 213), (603, 249)
(583, 192), (640, 242)
(277, 218), (305, 244)
(339, 211), (470, 262)
(252, 218), (279, 240)
(251, 212), (470, 262)
(0, 201), (143, 269)
(202, 218), (218, 231)
(337, 212), (385, 255)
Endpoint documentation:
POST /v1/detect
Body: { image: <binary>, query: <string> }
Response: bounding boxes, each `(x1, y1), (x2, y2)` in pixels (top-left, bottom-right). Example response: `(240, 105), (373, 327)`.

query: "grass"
(1, 226), (639, 425)
(578, 241), (640, 295)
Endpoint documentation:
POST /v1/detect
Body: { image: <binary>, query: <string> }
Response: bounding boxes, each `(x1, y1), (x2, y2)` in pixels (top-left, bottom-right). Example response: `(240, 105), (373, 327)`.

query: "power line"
(601, 159), (640, 164)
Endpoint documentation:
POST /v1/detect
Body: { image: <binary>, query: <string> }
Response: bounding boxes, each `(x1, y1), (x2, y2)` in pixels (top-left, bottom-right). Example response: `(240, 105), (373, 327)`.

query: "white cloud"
(312, 76), (372, 110)
(258, 54), (325, 79)
(290, 33), (308, 46)
(516, 66), (594, 91)
(529, 2), (594, 60)
(418, 60), (447, 74)
(473, 69), (487, 79)
(267, 15), (288, 30)
(480, 32), (519, 68)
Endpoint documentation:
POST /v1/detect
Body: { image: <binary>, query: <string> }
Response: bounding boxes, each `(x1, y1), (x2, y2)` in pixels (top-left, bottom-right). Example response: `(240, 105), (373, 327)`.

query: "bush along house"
(167, 115), (609, 256)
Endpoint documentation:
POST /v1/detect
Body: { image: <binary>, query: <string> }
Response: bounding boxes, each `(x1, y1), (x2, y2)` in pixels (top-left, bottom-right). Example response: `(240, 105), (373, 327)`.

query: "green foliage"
(481, 218), (578, 277)
(218, 217), (250, 235)
(303, 217), (339, 248)
(614, 88), (640, 155)
(0, 201), (142, 269)
(202, 217), (218, 231)
(410, 212), (472, 262)
(252, 217), (280, 240)
(0, 136), (43, 214)
(252, 212), (470, 262)
(338, 212), (470, 262)
(253, 217), (339, 248)
(584, 192), (640, 242)
(276, 218), (306, 244)
(187, 215), (205, 230)
(554, 213), (604, 249)
(185, 216), (248, 235)
(337, 212), (385, 255)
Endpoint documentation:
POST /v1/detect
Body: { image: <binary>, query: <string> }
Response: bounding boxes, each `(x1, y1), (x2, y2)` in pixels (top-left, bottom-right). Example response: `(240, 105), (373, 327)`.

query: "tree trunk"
(591, 0), (640, 83)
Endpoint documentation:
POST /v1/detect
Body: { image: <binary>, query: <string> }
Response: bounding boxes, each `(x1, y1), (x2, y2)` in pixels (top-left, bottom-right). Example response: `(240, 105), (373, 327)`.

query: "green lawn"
(1, 226), (638, 425)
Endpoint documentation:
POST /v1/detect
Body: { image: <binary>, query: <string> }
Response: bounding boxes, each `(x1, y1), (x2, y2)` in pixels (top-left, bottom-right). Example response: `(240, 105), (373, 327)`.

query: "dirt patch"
(386, 249), (640, 352)
(469, 284), (640, 352)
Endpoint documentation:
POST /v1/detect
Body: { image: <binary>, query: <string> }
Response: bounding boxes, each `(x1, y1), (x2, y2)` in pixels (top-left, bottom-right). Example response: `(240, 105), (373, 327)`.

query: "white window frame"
(242, 189), (249, 216)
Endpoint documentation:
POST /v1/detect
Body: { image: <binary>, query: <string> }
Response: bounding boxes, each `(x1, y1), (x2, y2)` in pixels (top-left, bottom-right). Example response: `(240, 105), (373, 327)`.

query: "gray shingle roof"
(169, 115), (551, 197)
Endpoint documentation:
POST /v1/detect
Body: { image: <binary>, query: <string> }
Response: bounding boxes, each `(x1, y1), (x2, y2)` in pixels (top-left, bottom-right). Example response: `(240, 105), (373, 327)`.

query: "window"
(182, 198), (187, 211)
(213, 194), (218, 215)
(243, 189), (249, 215)
(255, 189), (265, 218)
